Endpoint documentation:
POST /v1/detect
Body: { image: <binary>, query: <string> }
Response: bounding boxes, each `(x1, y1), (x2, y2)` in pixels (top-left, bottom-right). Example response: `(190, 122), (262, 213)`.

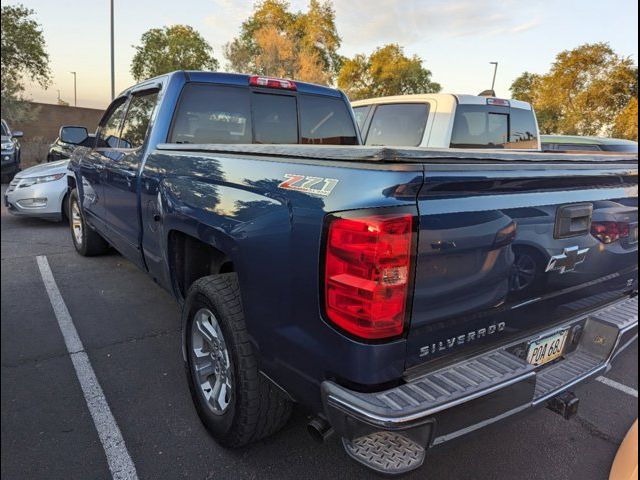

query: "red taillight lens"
(324, 213), (414, 340)
(249, 75), (297, 90)
(591, 221), (630, 244)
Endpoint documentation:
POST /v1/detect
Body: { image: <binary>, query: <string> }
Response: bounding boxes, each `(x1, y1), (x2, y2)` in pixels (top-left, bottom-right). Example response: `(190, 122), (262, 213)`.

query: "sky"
(10, 0), (639, 110)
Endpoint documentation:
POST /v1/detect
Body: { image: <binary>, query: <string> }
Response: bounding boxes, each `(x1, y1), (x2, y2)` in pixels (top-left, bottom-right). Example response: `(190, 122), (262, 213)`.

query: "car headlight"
(19, 173), (65, 187)
(1, 142), (14, 151)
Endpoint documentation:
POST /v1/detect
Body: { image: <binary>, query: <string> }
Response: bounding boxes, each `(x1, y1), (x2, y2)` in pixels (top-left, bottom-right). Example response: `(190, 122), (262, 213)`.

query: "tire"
(69, 188), (110, 256)
(61, 192), (70, 223)
(183, 273), (292, 447)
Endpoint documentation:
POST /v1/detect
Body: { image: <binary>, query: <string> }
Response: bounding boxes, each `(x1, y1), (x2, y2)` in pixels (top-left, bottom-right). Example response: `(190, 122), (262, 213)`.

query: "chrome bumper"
(322, 295), (638, 447)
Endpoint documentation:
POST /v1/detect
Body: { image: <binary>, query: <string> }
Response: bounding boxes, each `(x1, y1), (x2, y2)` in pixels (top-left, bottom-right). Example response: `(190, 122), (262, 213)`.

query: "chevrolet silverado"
(63, 71), (638, 475)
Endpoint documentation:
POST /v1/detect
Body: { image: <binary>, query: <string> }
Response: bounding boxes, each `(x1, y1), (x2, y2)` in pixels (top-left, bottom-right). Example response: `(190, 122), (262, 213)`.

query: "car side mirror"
(60, 126), (88, 145)
(12, 131), (23, 138)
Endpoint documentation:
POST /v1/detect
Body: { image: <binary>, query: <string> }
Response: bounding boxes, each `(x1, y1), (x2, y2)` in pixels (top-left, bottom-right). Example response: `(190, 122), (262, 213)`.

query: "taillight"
(249, 75), (297, 90)
(323, 212), (414, 340)
(591, 221), (630, 244)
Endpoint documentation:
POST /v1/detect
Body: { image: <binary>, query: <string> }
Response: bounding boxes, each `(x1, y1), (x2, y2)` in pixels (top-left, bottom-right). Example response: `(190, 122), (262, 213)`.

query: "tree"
(337, 44), (441, 100)
(1, 4), (50, 122)
(510, 43), (638, 138)
(253, 25), (297, 78)
(224, 0), (341, 85)
(612, 97), (638, 141)
(509, 72), (539, 105)
(131, 25), (219, 81)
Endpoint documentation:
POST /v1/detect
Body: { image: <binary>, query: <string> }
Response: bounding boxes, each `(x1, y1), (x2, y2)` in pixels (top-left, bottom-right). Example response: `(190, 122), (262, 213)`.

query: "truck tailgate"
(406, 163), (638, 371)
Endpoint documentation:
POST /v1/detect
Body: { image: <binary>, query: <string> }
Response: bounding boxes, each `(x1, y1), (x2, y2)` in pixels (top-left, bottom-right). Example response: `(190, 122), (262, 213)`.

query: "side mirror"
(60, 126), (88, 145)
(12, 131), (23, 138)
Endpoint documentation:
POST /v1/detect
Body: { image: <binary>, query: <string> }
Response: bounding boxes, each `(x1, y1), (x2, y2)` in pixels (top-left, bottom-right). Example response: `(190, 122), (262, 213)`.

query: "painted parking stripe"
(36, 255), (138, 480)
(596, 376), (638, 398)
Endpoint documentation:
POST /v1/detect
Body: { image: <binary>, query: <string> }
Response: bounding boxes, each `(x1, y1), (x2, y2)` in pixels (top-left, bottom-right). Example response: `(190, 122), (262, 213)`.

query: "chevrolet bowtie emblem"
(545, 246), (590, 274)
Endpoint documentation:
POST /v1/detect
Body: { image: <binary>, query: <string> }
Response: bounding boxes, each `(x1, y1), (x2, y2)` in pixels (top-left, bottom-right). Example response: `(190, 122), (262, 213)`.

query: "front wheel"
(69, 189), (110, 256)
(183, 274), (292, 447)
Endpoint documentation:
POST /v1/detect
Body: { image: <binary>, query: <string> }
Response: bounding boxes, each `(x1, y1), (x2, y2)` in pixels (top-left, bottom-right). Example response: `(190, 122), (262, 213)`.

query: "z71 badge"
(278, 174), (339, 197)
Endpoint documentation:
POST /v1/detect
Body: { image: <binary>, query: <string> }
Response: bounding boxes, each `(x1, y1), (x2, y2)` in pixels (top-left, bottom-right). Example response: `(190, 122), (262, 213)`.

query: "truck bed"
(138, 143), (638, 417)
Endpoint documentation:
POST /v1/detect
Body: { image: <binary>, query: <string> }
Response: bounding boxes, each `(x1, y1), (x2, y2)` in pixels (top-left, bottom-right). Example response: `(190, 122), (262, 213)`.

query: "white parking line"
(596, 376), (638, 398)
(36, 255), (138, 480)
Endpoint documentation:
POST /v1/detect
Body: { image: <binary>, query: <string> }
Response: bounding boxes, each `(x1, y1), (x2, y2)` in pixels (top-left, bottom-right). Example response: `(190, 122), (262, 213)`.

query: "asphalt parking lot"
(1, 183), (637, 480)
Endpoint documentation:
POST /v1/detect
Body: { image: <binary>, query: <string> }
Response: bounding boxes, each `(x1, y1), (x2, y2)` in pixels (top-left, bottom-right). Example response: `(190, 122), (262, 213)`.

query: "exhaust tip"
(307, 417), (334, 443)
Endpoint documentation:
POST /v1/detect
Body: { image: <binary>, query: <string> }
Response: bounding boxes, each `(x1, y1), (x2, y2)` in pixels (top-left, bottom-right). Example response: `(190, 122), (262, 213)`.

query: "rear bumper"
(321, 295), (638, 447)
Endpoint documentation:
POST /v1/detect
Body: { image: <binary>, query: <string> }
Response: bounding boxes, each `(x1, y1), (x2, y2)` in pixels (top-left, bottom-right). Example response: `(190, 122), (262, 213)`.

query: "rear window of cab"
(450, 105), (538, 149)
(168, 83), (358, 145)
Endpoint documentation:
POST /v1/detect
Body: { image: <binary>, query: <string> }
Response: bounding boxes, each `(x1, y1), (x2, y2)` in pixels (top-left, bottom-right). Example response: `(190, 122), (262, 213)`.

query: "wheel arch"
(166, 229), (235, 303)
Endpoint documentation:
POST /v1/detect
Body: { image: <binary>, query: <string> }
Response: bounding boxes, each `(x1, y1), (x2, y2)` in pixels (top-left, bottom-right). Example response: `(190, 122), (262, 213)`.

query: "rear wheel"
(69, 189), (110, 256)
(184, 274), (292, 447)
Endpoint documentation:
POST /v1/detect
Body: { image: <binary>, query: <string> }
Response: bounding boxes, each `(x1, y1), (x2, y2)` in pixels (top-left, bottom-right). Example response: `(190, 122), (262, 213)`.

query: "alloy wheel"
(71, 201), (83, 246)
(191, 308), (233, 414)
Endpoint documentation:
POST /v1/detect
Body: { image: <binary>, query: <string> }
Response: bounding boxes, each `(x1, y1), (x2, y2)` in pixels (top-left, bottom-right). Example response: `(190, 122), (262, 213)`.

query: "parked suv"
(1, 119), (23, 182)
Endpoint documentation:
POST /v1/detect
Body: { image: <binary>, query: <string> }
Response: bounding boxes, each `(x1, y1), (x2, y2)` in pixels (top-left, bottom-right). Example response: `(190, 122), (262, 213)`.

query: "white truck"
(352, 93), (540, 150)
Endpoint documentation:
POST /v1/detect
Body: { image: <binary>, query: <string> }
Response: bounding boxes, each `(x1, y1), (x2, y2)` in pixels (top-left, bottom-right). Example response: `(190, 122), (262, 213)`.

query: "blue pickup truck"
(64, 71), (638, 475)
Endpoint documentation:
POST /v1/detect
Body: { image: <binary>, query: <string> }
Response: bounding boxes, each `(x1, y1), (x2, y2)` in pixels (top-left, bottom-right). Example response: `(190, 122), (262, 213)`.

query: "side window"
(365, 103), (429, 147)
(119, 90), (159, 149)
(169, 84), (252, 144)
(251, 93), (297, 144)
(352, 105), (371, 133)
(299, 95), (357, 145)
(97, 99), (128, 148)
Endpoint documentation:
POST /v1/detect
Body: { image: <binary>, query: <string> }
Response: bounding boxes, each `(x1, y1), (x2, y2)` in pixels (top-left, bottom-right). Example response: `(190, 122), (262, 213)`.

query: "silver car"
(4, 160), (70, 221)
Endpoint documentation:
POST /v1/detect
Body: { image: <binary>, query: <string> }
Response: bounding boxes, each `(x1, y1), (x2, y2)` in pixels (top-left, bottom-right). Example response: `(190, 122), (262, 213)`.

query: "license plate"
(527, 330), (569, 366)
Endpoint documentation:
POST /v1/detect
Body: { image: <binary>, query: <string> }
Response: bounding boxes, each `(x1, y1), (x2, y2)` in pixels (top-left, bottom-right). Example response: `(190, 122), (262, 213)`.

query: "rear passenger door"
(102, 88), (159, 268)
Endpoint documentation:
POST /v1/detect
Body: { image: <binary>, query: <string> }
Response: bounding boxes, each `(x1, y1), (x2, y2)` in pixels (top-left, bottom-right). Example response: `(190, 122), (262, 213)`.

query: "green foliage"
(337, 44), (441, 100)
(224, 0), (341, 84)
(510, 43), (638, 139)
(509, 72), (539, 105)
(1, 3), (50, 122)
(131, 25), (219, 81)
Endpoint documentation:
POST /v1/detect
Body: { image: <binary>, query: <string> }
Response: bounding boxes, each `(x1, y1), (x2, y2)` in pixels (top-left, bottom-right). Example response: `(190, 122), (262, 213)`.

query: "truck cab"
(352, 93), (540, 150)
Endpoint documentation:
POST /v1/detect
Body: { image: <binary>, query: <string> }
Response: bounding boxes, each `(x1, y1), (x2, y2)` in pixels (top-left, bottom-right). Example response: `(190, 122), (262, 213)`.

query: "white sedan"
(4, 160), (70, 221)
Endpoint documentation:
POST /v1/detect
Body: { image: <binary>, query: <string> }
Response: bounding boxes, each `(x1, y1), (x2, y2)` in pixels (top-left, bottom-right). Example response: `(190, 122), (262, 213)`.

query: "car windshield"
(1, 122), (8, 136)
